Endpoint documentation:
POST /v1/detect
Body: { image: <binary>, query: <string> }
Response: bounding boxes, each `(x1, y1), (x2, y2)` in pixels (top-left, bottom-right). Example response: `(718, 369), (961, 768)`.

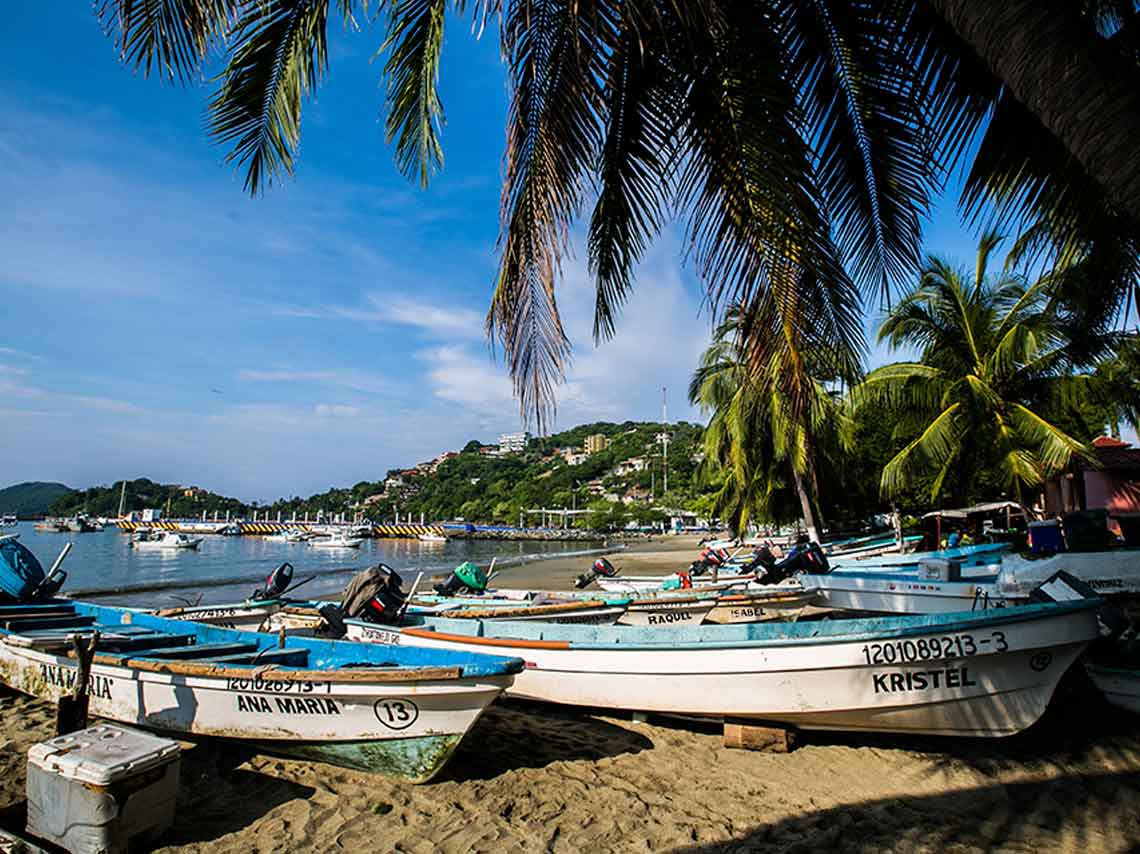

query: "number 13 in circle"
(374, 698), (420, 730)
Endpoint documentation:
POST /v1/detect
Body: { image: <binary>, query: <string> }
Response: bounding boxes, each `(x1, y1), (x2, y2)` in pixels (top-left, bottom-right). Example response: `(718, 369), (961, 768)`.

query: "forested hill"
(48, 478), (248, 519)
(265, 421), (711, 526)
(0, 482), (73, 517)
(38, 422), (711, 527)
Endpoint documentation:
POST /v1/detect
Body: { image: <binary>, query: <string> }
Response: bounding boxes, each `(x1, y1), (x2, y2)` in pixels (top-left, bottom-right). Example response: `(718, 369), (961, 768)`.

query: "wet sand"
(3, 534), (1140, 851)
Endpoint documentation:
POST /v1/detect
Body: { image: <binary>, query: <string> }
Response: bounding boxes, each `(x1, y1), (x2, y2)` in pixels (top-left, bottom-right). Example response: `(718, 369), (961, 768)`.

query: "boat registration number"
(862, 632), (1008, 665)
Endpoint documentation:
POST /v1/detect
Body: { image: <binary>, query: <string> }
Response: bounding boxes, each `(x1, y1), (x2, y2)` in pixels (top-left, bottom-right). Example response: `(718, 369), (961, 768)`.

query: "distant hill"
(0, 482), (73, 517)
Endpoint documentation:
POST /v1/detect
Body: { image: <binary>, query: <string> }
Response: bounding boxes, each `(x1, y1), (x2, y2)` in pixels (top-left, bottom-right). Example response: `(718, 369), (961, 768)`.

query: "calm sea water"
(6, 523), (602, 607)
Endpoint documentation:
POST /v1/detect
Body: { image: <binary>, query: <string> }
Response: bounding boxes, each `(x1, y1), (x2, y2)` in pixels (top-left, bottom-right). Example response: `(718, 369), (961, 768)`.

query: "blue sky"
(0, 3), (981, 502)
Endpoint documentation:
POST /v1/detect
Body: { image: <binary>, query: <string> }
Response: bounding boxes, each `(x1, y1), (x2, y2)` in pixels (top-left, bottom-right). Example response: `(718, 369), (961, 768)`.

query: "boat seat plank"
(2, 616), (96, 631)
(94, 634), (197, 653)
(0, 605), (77, 617)
(201, 648), (309, 666)
(132, 642), (260, 660)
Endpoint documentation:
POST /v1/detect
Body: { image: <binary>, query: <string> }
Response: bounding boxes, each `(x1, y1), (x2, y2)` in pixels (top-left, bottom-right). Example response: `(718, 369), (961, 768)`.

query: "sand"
(3, 535), (1140, 851)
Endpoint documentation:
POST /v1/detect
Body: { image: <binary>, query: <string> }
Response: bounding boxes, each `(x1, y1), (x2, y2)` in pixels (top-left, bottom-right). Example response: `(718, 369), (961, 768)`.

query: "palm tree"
(96, 2), (1140, 424)
(851, 233), (1093, 503)
(689, 302), (852, 541)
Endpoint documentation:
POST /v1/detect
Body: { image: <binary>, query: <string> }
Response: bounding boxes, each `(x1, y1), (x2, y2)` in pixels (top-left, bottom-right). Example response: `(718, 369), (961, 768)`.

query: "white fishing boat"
(418, 533), (448, 543)
(997, 550), (1140, 597)
(154, 600), (283, 631)
(1, 514), (17, 528)
(309, 531), (363, 549)
(798, 558), (1008, 614)
(596, 574), (757, 594)
(0, 600), (522, 782)
(264, 528), (312, 543)
(350, 600), (1099, 738)
(702, 588), (819, 623)
(131, 531), (203, 550)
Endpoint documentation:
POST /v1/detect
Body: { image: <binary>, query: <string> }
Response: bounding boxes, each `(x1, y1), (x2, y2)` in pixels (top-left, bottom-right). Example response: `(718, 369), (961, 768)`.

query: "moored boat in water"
(0, 600), (522, 781)
(347, 600), (1100, 738)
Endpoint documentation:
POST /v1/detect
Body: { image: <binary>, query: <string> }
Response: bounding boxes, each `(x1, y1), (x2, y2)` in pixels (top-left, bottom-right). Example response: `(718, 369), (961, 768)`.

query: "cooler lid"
(28, 724), (180, 785)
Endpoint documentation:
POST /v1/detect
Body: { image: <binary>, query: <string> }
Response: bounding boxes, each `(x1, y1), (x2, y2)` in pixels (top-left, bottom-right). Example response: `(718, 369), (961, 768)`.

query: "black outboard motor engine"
(765, 541), (829, 584)
(338, 563), (407, 626)
(739, 545), (778, 580)
(575, 557), (620, 589)
(251, 562), (294, 601)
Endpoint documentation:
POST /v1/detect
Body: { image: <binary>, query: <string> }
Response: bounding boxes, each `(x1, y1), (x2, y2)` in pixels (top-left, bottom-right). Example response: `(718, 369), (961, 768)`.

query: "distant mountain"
(0, 482), (73, 517)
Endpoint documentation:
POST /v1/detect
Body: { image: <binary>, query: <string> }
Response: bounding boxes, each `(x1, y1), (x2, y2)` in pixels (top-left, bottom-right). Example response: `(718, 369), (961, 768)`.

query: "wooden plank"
(2, 616), (95, 631)
(131, 642), (260, 660)
(723, 719), (797, 752)
(95, 655), (465, 683)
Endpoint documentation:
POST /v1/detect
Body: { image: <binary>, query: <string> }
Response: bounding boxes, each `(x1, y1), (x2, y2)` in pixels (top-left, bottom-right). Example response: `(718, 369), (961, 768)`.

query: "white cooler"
(26, 724), (180, 854)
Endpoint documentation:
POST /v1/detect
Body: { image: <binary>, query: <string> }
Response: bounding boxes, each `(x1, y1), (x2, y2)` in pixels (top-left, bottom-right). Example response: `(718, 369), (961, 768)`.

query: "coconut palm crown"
(851, 233), (1094, 502)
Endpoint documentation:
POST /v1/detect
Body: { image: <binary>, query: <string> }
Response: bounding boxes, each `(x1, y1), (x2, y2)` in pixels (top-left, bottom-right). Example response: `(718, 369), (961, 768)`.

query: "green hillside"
(0, 482), (73, 517)
(49, 478), (248, 519)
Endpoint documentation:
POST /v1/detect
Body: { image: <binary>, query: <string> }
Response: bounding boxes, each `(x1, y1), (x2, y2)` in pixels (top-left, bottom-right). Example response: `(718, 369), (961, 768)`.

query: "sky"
(0, 3), (981, 502)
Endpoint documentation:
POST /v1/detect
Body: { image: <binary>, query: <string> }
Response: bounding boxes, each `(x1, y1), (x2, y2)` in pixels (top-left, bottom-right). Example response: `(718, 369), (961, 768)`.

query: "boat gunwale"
(394, 600), (1100, 652)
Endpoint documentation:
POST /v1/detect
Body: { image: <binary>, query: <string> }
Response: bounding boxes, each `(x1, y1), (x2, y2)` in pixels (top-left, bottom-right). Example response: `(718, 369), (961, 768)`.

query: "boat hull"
(1086, 663), (1140, 714)
(348, 603), (1098, 738)
(703, 590), (818, 623)
(0, 640), (509, 782)
(799, 570), (1007, 614)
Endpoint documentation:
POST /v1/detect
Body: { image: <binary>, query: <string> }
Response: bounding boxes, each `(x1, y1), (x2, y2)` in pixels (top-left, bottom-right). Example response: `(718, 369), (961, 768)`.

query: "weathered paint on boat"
(351, 601), (1100, 738)
(0, 602), (522, 782)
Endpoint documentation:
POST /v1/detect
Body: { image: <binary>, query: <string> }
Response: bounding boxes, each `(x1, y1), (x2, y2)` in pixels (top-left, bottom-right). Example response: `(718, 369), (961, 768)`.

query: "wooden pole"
(57, 631), (99, 735)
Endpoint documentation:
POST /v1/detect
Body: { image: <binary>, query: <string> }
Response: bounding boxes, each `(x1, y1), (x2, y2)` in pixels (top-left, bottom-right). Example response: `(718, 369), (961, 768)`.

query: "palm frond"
(782, 0), (936, 300)
(880, 401), (962, 498)
(207, 0), (331, 195)
(382, 0), (448, 187)
(587, 23), (675, 342)
(98, 0), (236, 82)
(488, 0), (614, 427)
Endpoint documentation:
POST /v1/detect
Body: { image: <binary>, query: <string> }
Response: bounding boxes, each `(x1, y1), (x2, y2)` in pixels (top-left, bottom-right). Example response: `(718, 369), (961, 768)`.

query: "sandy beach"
(2, 535), (1140, 851)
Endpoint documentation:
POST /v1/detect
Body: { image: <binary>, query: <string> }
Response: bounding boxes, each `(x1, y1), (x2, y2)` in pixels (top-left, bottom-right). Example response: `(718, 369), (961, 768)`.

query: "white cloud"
(314, 403), (360, 418)
(237, 368), (391, 396)
(419, 345), (516, 412)
(0, 347), (40, 360)
(268, 295), (485, 339)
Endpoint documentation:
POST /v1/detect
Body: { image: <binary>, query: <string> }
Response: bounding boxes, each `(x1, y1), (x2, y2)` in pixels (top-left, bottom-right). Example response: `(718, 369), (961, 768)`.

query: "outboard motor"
(250, 562), (294, 601)
(763, 541), (829, 584)
(433, 561), (489, 596)
(574, 557), (620, 589)
(738, 545), (778, 580)
(0, 537), (62, 603)
(340, 563), (407, 625)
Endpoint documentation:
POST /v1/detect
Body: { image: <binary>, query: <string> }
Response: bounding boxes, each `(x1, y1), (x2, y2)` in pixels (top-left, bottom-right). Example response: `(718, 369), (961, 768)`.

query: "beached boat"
(131, 531), (203, 550)
(0, 600), (522, 781)
(349, 600), (1100, 738)
(997, 550), (1140, 597)
(596, 573), (757, 594)
(798, 558), (1008, 614)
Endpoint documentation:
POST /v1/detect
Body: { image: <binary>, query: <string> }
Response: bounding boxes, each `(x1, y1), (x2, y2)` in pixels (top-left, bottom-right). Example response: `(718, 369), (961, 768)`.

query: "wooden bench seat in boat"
(1, 615), (96, 631)
(130, 641), (261, 660)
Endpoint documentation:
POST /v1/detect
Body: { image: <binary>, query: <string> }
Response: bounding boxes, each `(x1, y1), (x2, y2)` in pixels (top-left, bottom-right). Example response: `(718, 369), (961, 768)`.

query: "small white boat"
(1, 514), (17, 528)
(264, 528), (312, 543)
(798, 560), (1008, 614)
(310, 532), (363, 549)
(131, 531), (203, 550)
(418, 533), (448, 543)
(352, 600), (1099, 738)
(0, 601), (522, 782)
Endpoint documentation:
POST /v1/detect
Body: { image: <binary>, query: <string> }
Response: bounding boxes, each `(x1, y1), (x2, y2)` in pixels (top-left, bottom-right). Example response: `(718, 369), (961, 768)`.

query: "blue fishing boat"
(0, 600), (522, 782)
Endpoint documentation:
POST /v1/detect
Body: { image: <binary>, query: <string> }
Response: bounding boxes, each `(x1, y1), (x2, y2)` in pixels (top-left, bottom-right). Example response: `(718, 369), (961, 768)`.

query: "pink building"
(1043, 436), (1140, 517)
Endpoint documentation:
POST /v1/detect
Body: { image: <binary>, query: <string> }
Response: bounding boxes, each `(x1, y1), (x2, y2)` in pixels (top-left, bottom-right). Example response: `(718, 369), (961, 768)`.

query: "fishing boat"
(131, 531), (203, 550)
(264, 528), (312, 543)
(418, 533), (448, 543)
(310, 531), (363, 549)
(350, 599), (1100, 738)
(0, 515), (16, 528)
(1086, 662), (1140, 714)
(0, 601), (522, 781)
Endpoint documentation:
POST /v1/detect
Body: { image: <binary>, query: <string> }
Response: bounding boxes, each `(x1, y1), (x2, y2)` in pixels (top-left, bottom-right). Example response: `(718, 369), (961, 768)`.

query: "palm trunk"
(792, 467), (822, 544)
(928, 0), (1140, 225)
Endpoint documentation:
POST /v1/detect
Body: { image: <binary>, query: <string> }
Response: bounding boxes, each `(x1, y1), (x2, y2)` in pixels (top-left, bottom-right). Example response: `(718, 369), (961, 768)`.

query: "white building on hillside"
(499, 431), (532, 453)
